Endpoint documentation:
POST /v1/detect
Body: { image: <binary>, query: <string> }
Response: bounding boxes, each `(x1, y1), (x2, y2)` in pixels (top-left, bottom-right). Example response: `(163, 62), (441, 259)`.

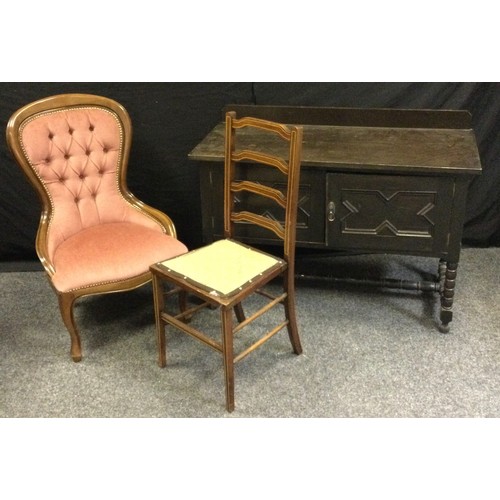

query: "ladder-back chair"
(150, 111), (304, 411)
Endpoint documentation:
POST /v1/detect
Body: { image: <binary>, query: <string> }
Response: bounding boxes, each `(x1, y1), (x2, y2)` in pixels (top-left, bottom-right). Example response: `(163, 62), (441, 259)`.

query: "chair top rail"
(231, 115), (294, 141)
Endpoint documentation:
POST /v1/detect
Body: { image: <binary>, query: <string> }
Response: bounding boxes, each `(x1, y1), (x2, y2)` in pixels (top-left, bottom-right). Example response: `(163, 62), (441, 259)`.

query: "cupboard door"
(326, 172), (454, 256)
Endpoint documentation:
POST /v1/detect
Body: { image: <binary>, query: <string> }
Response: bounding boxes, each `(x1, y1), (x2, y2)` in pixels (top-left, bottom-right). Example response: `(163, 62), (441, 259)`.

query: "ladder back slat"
(232, 150), (289, 175)
(231, 180), (287, 208)
(231, 211), (285, 239)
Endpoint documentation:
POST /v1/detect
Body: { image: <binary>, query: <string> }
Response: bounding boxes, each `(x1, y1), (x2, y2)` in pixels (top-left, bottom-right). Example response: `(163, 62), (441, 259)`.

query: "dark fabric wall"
(1, 82), (498, 264)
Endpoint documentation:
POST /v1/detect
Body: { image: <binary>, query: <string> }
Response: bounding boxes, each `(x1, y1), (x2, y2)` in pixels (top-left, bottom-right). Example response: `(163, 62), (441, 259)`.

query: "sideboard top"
(189, 105), (482, 175)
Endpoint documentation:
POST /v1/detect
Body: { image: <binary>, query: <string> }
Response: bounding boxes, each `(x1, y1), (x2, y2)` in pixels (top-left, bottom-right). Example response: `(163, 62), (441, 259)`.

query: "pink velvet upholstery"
(52, 221), (187, 292)
(7, 94), (188, 362)
(22, 108), (168, 261)
(20, 106), (187, 293)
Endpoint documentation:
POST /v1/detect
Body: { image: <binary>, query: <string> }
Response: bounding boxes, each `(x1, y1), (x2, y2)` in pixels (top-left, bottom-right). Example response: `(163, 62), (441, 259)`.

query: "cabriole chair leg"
(58, 292), (82, 362)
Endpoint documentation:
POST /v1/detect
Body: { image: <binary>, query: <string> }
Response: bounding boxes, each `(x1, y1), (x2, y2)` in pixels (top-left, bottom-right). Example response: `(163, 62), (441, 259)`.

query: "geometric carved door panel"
(327, 173), (453, 255)
(340, 190), (436, 237)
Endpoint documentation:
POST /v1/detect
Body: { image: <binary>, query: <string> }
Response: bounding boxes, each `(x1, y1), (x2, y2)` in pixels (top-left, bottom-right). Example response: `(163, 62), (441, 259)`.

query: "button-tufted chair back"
(20, 103), (165, 264)
(7, 94), (188, 362)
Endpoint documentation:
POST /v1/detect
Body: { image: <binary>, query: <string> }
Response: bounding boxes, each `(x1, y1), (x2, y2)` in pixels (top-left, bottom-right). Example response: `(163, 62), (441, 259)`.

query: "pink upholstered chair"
(6, 94), (188, 361)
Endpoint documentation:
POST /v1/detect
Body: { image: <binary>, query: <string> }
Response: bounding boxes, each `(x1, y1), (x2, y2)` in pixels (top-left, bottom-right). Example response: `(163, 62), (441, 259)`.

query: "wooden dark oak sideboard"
(189, 105), (482, 332)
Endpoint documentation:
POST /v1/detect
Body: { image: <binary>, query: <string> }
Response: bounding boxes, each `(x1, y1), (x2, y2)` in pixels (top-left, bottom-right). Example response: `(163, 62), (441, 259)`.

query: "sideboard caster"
(439, 322), (451, 334)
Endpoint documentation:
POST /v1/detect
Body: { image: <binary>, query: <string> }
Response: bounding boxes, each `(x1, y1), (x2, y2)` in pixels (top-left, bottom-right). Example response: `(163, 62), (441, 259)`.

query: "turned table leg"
(439, 261), (458, 333)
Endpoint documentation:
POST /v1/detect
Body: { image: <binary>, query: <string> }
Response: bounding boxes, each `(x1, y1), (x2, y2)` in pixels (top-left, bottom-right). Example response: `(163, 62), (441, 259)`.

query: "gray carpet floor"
(1, 247), (499, 418)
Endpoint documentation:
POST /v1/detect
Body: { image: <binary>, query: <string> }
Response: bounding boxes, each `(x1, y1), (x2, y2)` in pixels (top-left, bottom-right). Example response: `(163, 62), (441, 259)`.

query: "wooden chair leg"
(234, 303), (245, 323)
(58, 292), (82, 362)
(178, 289), (194, 322)
(178, 290), (188, 313)
(221, 307), (235, 412)
(283, 278), (302, 355)
(152, 274), (167, 367)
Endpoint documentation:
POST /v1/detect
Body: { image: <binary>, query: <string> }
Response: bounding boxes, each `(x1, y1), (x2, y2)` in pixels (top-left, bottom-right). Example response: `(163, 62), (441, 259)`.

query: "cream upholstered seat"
(161, 239), (284, 297)
(150, 112), (304, 412)
(6, 93), (188, 361)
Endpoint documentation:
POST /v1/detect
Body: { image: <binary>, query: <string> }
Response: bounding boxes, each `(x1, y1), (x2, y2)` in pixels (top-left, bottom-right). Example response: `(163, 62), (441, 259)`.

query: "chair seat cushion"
(158, 239), (284, 297)
(51, 221), (188, 292)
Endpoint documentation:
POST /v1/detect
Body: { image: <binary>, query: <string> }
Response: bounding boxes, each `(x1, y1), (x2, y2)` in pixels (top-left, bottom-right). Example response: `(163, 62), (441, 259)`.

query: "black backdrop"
(1, 82), (499, 264)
